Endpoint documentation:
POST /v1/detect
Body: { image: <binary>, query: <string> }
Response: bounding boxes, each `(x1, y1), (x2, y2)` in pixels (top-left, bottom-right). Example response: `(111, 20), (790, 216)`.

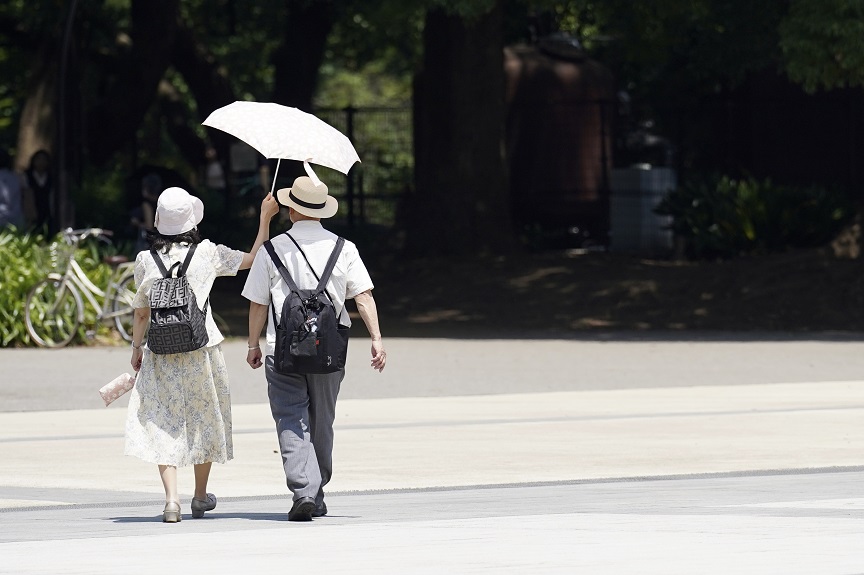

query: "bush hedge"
(655, 175), (853, 259)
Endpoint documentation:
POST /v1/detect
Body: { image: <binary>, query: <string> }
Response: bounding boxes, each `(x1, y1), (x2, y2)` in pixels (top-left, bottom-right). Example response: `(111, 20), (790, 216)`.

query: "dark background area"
(3, 0), (864, 338)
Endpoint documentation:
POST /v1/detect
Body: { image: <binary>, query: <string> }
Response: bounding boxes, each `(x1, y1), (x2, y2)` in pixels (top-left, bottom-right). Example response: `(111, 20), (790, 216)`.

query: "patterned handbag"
(99, 372), (136, 406)
(147, 244), (209, 354)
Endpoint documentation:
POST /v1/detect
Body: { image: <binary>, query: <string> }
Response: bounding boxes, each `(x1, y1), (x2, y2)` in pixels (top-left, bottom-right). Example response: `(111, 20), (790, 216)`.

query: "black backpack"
(147, 244), (209, 355)
(264, 234), (349, 374)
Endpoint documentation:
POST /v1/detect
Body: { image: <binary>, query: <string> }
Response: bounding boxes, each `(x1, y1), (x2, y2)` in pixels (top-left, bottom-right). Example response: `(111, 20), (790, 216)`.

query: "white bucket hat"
(276, 176), (338, 219)
(154, 187), (204, 235)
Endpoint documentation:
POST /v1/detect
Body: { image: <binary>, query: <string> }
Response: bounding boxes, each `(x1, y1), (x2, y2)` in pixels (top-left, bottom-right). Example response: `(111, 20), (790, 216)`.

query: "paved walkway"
(1, 336), (863, 573)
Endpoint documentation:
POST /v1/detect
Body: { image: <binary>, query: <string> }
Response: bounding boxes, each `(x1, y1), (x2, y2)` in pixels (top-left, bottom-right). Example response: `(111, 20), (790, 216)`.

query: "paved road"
(3, 334), (864, 410)
(2, 472), (864, 574)
(1, 335), (863, 573)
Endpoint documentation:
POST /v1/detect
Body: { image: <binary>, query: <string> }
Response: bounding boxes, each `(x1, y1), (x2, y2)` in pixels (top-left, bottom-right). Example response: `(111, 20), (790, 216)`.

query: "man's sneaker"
(312, 501), (327, 518)
(288, 497), (315, 521)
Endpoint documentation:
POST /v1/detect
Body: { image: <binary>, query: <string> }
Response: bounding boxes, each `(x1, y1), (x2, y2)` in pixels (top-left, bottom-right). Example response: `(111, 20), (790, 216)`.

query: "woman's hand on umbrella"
(261, 194), (279, 222)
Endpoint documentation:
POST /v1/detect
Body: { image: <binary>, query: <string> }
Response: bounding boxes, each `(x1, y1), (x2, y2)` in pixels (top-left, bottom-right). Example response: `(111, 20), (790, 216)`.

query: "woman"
(0, 148), (24, 230)
(24, 150), (52, 232)
(126, 186), (279, 523)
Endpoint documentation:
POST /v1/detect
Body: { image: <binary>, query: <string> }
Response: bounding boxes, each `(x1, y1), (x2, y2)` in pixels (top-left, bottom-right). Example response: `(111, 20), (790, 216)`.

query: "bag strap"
(150, 249), (170, 278)
(150, 243), (198, 278)
(264, 240), (299, 327)
(285, 232), (345, 299)
(264, 240), (302, 294)
(285, 232), (347, 324)
(178, 244), (208, 312)
(149, 244), (209, 311)
(179, 243), (197, 276)
(265, 235), (346, 326)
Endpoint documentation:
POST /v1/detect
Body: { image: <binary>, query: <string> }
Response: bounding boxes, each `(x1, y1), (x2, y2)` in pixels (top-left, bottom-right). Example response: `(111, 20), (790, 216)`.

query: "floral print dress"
(124, 240), (244, 467)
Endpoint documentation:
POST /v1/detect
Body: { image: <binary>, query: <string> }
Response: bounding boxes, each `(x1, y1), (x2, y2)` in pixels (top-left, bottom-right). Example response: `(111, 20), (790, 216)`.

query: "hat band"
(289, 190), (326, 210)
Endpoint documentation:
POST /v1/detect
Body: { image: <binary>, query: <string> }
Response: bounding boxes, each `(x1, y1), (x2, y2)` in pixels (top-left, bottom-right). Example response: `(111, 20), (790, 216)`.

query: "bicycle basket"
(44, 240), (76, 272)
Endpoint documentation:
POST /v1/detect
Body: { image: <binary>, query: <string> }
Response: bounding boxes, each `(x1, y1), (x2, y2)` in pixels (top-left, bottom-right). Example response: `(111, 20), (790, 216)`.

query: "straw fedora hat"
(154, 187), (204, 235)
(275, 176), (338, 219)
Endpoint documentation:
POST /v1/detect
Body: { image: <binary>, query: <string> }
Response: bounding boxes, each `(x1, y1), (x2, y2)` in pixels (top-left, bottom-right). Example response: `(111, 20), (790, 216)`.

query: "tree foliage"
(3, 1), (861, 159)
(316, 0), (421, 107)
(3, 0), (864, 251)
(549, 0), (785, 111)
(779, 0), (864, 92)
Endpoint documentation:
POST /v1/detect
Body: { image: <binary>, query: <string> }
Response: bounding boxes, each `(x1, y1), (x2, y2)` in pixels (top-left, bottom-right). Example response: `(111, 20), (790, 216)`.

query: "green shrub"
(76, 166), (129, 239)
(0, 228), (116, 347)
(655, 175), (853, 259)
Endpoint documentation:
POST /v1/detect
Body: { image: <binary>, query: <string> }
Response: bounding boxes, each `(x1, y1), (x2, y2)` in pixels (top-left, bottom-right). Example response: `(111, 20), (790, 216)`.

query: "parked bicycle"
(24, 227), (235, 348)
(25, 228), (136, 348)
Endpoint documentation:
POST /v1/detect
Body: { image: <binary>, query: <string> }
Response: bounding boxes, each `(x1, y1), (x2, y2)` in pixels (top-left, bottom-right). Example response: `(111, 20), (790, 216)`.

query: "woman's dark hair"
(142, 172), (163, 196)
(146, 227), (203, 253)
(28, 149), (51, 170)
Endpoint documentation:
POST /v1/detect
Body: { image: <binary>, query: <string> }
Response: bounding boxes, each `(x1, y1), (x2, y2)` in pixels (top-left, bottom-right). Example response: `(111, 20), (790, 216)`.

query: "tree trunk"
(271, 0), (335, 111)
(15, 39), (57, 228)
(84, 0), (179, 165)
(16, 40), (57, 173)
(171, 21), (236, 139)
(410, 2), (512, 256)
(268, 0), (335, 187)
(157, 79), (208, 168)
(170, 21), (238, 168)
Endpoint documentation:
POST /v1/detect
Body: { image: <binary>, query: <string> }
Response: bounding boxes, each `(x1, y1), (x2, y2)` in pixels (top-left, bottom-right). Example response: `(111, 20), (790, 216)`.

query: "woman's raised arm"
(239, 194), (280, 270)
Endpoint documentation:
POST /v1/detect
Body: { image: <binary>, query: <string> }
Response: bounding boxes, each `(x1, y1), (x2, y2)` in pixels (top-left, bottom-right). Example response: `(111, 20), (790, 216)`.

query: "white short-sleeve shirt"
(241, 221), (374, 357)
(132, 239), (244, 348)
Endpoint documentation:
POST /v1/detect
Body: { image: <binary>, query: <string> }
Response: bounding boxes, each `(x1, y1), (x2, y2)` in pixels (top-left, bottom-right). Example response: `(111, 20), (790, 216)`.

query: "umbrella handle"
(268, 158), (281, 197)
(303, 160), (323, 187)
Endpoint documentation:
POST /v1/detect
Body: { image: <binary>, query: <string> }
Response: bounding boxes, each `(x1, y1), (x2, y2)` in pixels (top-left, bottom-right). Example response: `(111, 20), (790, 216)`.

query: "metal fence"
(315, 107), (413, 228)
(312, 92), (864, 247)
(313, 102), (619, 242)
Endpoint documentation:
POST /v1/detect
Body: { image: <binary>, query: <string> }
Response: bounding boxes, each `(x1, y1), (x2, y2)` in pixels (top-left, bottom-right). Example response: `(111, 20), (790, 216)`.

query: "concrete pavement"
(1, 336), (864, 573)
(4, 334), (864, 409)
(2, 473), (864, 574)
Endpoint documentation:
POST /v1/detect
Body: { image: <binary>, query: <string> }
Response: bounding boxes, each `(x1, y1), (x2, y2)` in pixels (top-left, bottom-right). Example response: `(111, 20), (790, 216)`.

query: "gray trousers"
(265, 356), (344, 505)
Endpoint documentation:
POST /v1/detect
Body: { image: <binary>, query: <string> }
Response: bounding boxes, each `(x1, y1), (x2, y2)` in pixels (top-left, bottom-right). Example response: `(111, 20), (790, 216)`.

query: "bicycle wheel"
(111, 273), (137, 342)
(25, 274), (84, 348)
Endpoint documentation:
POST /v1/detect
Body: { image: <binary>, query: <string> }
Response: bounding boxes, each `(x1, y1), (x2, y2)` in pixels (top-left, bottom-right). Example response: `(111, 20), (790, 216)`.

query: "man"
(242, 175), (386, 521)
(0, 149), (24, 230)
(130, 172), (162, 253)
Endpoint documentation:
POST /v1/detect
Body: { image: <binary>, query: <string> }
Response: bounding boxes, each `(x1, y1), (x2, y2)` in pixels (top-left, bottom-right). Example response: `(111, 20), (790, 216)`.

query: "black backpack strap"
(285, 233), (344, 298)
(314, 237), (345, 294)
(264, 240), (303, 294)
(179, 244), (210, 311)
(264, 240), (301, 327)
(150, 249), (170, 278)
(179, 243), (197, 276)
(150, 244), (197, 278)
(151, 244), (208, 311)
(285, 232), (346, 323)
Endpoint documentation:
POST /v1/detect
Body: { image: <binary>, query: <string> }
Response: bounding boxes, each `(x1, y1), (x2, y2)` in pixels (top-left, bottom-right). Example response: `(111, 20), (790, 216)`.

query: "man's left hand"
(370, 339), (386, 372)
(247, 347), (263, 369)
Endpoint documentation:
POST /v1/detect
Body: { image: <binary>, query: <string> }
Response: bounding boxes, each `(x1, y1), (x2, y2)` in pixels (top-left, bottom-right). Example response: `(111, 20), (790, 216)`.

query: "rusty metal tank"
(504, 35), (615, 242)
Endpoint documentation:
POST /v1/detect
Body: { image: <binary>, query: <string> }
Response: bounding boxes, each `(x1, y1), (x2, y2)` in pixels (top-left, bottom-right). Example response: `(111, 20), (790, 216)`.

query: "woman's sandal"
(163, 501), (182, 523)
(190, 493), (217, 519)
